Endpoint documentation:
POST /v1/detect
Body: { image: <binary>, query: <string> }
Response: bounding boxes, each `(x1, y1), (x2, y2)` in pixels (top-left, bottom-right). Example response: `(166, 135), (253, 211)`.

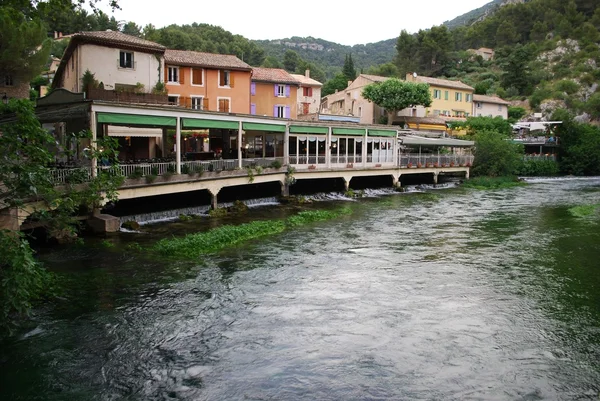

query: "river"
(1, 178), (600, 400)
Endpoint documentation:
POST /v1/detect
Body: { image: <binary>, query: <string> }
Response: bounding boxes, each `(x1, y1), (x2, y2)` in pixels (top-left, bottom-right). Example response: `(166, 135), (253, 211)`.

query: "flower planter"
(417, 163), (423, 168)
(375, 164), (382, 168)
(346, 163), (354, 168)
(308, 165), (316, 170)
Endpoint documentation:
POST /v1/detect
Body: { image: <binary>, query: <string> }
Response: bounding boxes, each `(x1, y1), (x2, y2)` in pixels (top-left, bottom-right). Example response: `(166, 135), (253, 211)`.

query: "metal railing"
(523, 154), (556, 161)
(398, 154), (474, 167)
(241, 157), (283, 168)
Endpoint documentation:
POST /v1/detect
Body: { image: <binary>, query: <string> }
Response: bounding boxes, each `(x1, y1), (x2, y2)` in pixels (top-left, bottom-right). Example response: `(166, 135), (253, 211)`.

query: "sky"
(106, 0), (493, 46)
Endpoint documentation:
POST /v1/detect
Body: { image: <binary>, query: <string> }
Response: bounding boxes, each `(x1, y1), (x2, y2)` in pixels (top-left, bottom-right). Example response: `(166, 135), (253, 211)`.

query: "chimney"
(305, 69), (310, 78)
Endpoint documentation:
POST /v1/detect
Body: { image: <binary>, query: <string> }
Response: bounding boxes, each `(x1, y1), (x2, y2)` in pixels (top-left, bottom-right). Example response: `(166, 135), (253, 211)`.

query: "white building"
(290, 70), (323, 116)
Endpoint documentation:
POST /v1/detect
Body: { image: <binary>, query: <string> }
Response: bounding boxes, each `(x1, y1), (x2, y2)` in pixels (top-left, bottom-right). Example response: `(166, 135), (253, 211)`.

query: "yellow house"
(404, 73), (474, 119)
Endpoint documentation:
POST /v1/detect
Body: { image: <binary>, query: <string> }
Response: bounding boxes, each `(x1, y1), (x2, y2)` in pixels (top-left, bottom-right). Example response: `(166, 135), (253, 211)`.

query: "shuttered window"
(192, 68), (203, 85)
(167, 67), (179, 83)
(219, 70), (231, 87)
(218, 98), (230, 112)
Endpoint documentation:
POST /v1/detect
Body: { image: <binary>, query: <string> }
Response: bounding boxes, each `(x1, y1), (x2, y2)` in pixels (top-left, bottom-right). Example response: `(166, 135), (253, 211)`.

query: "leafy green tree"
(395, 30), (419, 77)
(283, 50), (301, 72)
(342, 54), (356, 80)
(121, 21), (141, 37)
(366, 62), (399, 78)
(321, 73), (350, 97)
(262, 56), (283, 68)
(496, 20), (521, 46)
(508, 106), (527, 122)
(295, 60), (326, 84)
(472, 129), (524, 177)
(497, 44), (534, 96)
(362, 78), (432, 125)
(553, 109), (600, 175)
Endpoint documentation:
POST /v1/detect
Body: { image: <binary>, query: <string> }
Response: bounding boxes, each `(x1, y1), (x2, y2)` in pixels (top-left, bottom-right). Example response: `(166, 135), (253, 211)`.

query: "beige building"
(321, 74), (388, 125)
(404, 73), (474, 119)
(473, 94), (509, 119)
(290, 70), (322, 116)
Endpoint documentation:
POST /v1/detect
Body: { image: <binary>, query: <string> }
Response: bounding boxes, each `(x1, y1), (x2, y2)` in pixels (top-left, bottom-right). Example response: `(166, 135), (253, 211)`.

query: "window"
(168, 67), (179, 83)
(498, 104), (502, 111)
(218, 97), (230, 112)
(444, 91), (449, 100)
(466, 94), (472, 102)
(303, 87), (313, 97)
(168, 96), (179, 106)
(358, 106), (362, 117)
(191, 96), (204, 110)
(4, 75), (14, 86)
(476, 102), (482, 109)
(192, 68), (203, 86)
(219, 70), (231, 87)
(119, 51), (134, 69)
(275, 105), (285, 118)
(433, 109), (440, 116)
(455, 92), (462, 101)
(276, 84), (285, 97)
(433, 89), (441, 99)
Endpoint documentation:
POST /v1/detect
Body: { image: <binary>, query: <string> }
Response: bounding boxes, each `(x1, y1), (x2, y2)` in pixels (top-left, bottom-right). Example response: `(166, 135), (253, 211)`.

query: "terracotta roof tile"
(290, 73), (323, 86)
(73, 30), (165, 52)
(473, 94), (509, 105)
(252, 68), (300, 85)
(360, 74), (388, 83)
(165, 49), (251, 70)
(414, 76), (474, 91)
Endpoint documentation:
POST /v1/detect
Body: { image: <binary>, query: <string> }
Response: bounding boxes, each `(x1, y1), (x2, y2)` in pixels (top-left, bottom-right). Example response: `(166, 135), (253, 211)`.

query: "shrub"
(270, 160), (282, 169)
(128, 167), (144, 179)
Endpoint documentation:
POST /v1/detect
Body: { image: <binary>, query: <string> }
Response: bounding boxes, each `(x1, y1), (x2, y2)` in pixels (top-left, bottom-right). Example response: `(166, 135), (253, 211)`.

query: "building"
(473, 94), (509, 119)
(52, 30), (166, 93)
(320, 74), (389, 125)
(404, 73), (474, 120)
(0, 75), (30, 101)
(467, 47), (495, 61)
(251, 68), (300, 119)
(163, 49), (252, 113)
(290, 70), (323, 116)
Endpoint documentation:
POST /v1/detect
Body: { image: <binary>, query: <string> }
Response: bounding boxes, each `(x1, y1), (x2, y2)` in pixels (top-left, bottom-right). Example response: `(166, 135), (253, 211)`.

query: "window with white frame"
(119, 50), (134, 69)
(275, 105), (285, 118)
(276, 84), (285, 97)
(168, 67), (179, 83)
(466, 94), (472, 102)
(168, 95), (179, 105)
(433, 89), (441, 99)
(219, 70), (231, 87)
(218, 97), (231, 112)
(191, 96), (204, 110)
(455, 92), (462, 101)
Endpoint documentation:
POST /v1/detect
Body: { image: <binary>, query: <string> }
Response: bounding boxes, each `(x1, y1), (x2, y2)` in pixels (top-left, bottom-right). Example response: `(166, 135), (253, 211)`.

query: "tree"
(472, 129), (524, 177)
(497, 44), (534, 96)
(121, 21), (141, 37)
(0, 99), (124, 332)
(0, 7), (51, 85)
(508, 106), (527, 123)
(366, 62), (399, 78)
(262, 56), (283, 69)
(342, 54), (356, 80)
(395, 30), (419, 77)
(362, 79), (432, 125)
(321, 73), (351, 97)
(283, 50), (301, 72)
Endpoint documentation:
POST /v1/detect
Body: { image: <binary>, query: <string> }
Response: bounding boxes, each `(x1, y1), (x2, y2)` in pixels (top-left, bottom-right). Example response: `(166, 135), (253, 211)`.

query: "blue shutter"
(273, 105), (278, 117)
(274, 84), (278, 97)
(251, 103), (256, 115)
(285, 106), (290, 119)
(285, 85), (290, 98)
(251, 82), (256, 96)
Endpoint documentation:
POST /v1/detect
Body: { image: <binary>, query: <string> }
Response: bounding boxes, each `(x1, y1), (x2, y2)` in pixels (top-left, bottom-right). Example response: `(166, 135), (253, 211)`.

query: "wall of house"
(165, 66), (250, 113)
(427, 87), (473, 117)
(252, 82), (298, 119)
(473, 102), (508, 119)
(65, 44), (161, 92)
(0, 79), (30, 99)
(296, 85), (321, 115)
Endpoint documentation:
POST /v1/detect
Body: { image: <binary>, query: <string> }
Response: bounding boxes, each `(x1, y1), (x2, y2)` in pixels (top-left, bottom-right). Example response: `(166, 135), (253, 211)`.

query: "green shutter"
(182, 118), (238, 130)
(242, 122), (286, 132)
(368, 129), (397, 137)
(332, 127), (365, 136)
(289, 125), (328, 134)
(97, 113), (176, 127)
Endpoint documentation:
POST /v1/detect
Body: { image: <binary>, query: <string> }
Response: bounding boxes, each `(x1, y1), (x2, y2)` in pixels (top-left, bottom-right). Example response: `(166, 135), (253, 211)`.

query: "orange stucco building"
(251, 68), (300, 119)
(164, 50), (252, 114)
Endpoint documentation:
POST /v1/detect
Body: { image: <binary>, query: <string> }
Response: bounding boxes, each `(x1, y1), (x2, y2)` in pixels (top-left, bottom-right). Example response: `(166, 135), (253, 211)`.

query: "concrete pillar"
(392, 175), (400, 189)
(326, 126), (332, 168)
(238, 121), (243, 169)
(362, 129), (368, 168)
(209, 189), (220, 210)
(281, 182), (290, 197)
(283, 123), (289, 166)
(176, 116), (181, 174)
(433, 172), (439, 184)
(343, 177), (349, 191)
(90, 110), (97, 178)
(465, 169), (470, 179)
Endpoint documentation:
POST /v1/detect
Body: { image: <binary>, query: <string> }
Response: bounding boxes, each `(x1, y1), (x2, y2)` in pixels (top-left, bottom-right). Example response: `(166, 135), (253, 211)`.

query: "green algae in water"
(463, 176), (526, 190)
(568, 203), (600, 217)
(153, 208), (352, 258)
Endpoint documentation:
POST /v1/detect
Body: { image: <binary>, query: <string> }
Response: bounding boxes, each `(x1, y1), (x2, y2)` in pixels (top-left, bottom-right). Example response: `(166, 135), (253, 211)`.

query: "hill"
(443, 0), (506, 29)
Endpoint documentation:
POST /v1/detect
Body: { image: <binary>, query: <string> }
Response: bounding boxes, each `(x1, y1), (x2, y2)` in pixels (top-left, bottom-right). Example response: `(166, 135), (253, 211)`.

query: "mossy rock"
(179, 214), (193, 221)
(208, 208), (228, 218)
(228, 200), (249, 214)
(121, 220), (140, 230)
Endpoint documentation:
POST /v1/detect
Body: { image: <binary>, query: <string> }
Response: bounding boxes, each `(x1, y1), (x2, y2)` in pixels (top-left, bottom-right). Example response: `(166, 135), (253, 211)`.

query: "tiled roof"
(252, 68), (300, 85)
(290, 73), (323, 86)
(360, 74), (388, 83)
(165, 50), (251, 71)
(73, 30), (165, 52)
(473, 94), (509, 105)
(414, 76), (473, 91)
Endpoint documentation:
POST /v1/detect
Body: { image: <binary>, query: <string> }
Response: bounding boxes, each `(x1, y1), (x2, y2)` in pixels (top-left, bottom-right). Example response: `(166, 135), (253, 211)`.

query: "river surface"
(1, 178), (600, 400)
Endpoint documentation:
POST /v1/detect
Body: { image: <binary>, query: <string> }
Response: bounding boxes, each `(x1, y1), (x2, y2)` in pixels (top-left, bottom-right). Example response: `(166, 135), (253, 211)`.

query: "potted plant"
(407, 162), (413, 168)
(417, 162), (422, 168)
(308, 164), (316, 170)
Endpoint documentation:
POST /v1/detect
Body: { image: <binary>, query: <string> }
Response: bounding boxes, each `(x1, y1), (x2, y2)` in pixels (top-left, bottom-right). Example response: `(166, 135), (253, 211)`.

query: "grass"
(462, 176), (527, 190)
(568, 203), (600, 218)
(152, 207), (352, 258)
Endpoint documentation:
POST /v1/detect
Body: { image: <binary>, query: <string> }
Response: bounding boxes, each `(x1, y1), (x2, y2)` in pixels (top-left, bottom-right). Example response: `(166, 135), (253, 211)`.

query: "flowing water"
(1, 178), (600, 400)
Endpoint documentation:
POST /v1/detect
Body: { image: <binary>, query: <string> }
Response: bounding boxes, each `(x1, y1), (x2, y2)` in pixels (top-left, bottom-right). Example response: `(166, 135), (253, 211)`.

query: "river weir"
(1, 178), (600, 400)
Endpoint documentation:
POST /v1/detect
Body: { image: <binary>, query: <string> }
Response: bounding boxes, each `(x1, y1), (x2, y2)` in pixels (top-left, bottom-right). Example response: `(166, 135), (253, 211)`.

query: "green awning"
(243, 122), (286, 132)
(332, 127), (365, 136)
(289, 125), (328, 134)
(97, 113), (176, 127)
(368, 129), (397, 137)
(182, 118), (238, 130)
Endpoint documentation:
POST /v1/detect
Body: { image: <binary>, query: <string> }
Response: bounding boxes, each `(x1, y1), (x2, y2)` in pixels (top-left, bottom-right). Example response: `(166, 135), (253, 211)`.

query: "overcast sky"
(107, 0), (492, 46)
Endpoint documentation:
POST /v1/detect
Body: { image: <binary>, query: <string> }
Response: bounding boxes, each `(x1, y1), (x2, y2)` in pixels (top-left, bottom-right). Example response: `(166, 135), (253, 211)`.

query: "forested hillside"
(443, 0), (505, 29)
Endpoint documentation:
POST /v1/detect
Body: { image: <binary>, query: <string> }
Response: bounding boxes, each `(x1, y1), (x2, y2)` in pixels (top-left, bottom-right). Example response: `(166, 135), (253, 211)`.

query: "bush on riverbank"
(153, 208), (352, 258)
(462, 176), (526, 190)
(516, 159), (560, 177)
(472, 129), (524, 177)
